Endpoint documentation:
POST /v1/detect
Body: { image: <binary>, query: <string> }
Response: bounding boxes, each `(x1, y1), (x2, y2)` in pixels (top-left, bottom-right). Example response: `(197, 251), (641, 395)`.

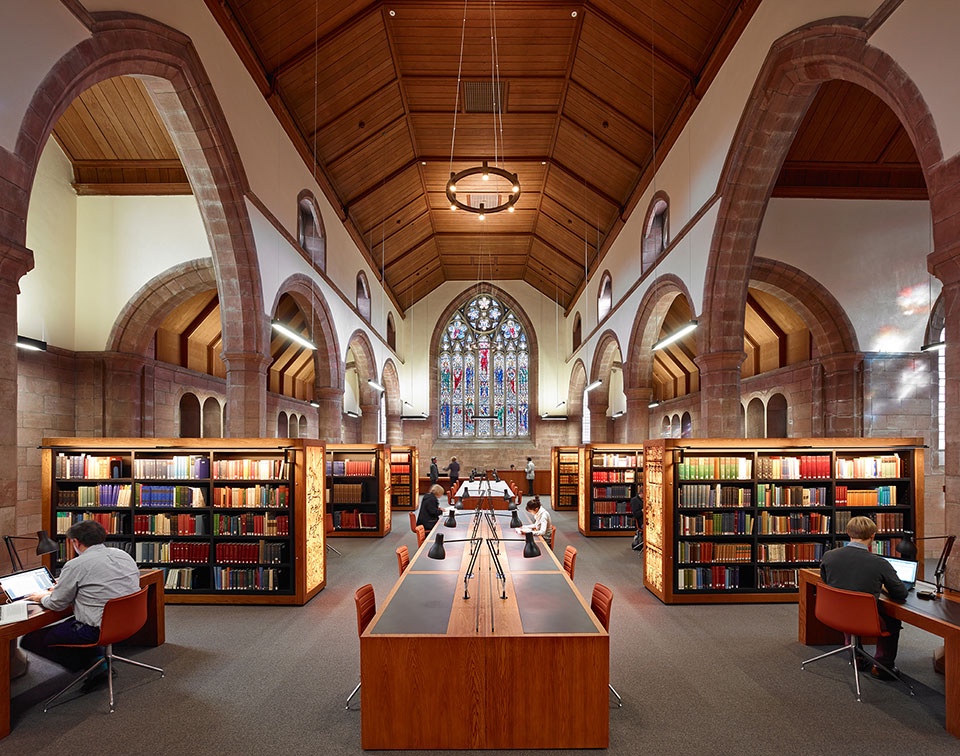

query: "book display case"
(578, 444), (644, 536)
(389, 446), (418, 511)
(642, 438), (924, 604)
(42, 437), (326, 605)
(550, 446), (580, 511)
(325, 444), (391, 537)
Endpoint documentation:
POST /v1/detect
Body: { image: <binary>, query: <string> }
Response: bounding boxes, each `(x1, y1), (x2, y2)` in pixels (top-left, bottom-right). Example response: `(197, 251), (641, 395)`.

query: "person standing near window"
(429, 456), (439, 485)
(524, 456), (535, 497)
(444, 456), (461, 494)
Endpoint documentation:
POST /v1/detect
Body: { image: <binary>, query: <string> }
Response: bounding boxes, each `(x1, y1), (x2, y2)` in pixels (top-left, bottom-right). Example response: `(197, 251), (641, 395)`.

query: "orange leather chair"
(325, 512), (342, 557)
(801, 583), (914, 701)
(563, 545), (577, 580)
(548, 525), (557, 551)
(590, 582), (622, 707)
(396, 545), (410, 576)
(44, 587), (164, 713)
(415, 524), (427, 548)
(408, 511), (418, 534)
(346, 583), (377, 709)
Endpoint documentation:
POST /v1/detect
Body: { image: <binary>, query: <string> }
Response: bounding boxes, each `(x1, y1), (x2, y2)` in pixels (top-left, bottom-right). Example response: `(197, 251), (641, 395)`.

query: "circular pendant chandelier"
(446, 160), (520, 219)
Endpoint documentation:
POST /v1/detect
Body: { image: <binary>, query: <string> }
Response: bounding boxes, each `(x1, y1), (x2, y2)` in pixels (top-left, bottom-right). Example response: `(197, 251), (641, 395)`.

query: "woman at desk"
(519, 497), (552, 541)
(416, 484), (445, 533)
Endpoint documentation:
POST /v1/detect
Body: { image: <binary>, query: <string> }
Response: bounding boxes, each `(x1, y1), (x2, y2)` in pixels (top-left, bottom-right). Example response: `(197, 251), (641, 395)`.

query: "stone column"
(314, 386), (343, 442)
(695, 350), (746, 438)
(624, 386), (653, 441)
(818, 352), (863, 437)
(222, 350), (270, 438)
(359, 403), (380, 443)
(102, 353), (153, 437)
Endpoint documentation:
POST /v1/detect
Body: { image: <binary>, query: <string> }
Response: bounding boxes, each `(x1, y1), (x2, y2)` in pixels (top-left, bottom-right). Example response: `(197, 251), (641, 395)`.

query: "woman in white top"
(523, 496), (551, 541)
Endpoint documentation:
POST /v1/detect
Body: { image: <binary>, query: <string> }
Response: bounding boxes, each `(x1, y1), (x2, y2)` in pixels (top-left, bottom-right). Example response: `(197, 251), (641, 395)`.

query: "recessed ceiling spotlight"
(571, 11), (577, 18)
(389, 9), (396, 17)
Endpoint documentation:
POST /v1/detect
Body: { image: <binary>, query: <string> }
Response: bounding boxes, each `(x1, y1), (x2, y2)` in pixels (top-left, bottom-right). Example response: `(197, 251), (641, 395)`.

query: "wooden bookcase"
(325, 444), (391, 537)
(578, 444), (644, 536)
(41, 437), (326, 605)
(642, 438), (924, 604)
(550, 446), (580, 511)
(388, 446), (418, 511)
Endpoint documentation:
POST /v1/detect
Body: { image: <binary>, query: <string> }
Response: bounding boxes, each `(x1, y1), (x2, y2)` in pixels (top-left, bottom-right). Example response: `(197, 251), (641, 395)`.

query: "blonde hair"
(430, 484), (444, 497)
(845, 516), (877, 540)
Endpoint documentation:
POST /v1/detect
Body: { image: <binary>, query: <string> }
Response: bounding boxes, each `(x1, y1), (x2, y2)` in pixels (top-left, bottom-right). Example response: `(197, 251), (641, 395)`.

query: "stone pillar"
(695, 350), (746, 438)
(624, 387), (653, 441)
(102, 353), (152, 437)
(314, 386), (343, 442)
(359, 403), (380, 443)
(938, 278), (960, 589)
(819, 352), (863, 437)
(0, 239), (34, 561)
(222, 350), (270, 438)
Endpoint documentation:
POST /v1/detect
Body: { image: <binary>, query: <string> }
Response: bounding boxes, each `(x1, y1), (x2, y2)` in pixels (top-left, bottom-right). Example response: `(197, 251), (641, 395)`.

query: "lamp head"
(444, 509), (458, 527)
(896, 531), (918, 561)
(36, 530), (58, 556)
(428, 533), (446, 560)
(522, 531), (541, 559)
(509, 510), (522, 529)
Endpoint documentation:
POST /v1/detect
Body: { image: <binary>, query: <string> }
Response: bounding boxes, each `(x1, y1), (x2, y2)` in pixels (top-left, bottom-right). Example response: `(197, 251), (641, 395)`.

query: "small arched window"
(572, 313), (582, 351)
(767, 394), (788, 437)
(598, 272), (613, 322)
(278, 411), (289, 438)
(179, 393), (201, 438)
(386, 312), (397, 351)
(356, 272), (371, 321)
(297, 191), (325, 271)
(642, 194), (669, 274)
(202, 397), (222, 438)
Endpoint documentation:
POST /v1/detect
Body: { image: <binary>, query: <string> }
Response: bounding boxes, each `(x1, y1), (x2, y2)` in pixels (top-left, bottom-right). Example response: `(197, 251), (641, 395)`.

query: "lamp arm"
(3, 535), (25, 572)
(486, 539), (508, 599)
(934, 535), (956, 594)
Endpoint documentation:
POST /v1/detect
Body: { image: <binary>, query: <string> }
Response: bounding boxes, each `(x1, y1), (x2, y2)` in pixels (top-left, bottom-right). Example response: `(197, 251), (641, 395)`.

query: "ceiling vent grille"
(463, 81), (506, 113)
(467, 193), (500, 210)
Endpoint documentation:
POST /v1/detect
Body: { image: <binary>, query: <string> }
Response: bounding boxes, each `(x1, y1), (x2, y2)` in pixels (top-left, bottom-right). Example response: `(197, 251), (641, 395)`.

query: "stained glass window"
(438, 293), (529, 438)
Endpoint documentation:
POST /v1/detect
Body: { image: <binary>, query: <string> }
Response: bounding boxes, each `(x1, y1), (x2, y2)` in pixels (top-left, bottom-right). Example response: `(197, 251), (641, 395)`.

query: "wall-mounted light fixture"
(584, 379), (602, 393)
(367, 379), (385, 393)
(16, 336), (47, 352)
(652, 320), (698, 352)
(920, 340), (946, 353)
(345, 410), (359, 418)
(271, 321), (316, 350)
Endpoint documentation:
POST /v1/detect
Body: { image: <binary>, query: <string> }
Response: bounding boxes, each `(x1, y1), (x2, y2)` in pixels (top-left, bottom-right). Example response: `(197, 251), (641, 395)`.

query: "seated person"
(819, 515), (907, 679)
(518, 496), (552, 541)
(416, 484), (445, 533)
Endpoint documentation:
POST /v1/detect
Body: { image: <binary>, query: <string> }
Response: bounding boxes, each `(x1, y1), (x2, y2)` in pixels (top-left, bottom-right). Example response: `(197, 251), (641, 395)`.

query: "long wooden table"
(798, 568), (960, 737)
(0, 568), (165, 738)
(360, 514), (608, 749)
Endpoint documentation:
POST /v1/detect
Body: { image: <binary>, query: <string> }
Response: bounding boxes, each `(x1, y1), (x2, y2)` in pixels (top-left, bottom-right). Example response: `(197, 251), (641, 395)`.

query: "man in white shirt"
(23, 520), (140, 684)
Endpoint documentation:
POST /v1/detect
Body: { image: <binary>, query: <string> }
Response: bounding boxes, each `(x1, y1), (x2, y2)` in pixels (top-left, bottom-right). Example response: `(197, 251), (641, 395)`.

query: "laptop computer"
(0, 566), (55, 602)
(882, 556), (918, 591)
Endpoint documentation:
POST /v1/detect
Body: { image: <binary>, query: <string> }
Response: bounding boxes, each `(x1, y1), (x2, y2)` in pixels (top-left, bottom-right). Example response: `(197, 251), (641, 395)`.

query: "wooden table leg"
(945, 631), (960, 738)
(0, 639), (11, 738)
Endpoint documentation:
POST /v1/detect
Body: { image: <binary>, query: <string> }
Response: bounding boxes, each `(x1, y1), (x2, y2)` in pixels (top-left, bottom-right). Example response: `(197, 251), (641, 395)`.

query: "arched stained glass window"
(439, 294), (529, 438)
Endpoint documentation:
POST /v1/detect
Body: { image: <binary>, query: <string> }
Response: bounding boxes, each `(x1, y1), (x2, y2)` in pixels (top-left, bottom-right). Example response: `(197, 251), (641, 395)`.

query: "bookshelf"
(389, 446), (418, 511)
(325, 444), (391, 537)
(578, 444), (644, 536)
(550, 446), (580, 511)
(42, 437), (326, 605)
(642, 438), (924, 604)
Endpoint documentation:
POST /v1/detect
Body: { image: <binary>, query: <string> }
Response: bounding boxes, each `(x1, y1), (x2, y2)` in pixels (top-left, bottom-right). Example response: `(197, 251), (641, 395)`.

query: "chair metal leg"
(345, 680), (361, 709)
(43, 655), (106, 712)
(327, 543), (343, 557)
(608, 682), (622, 708)
(802, 637), (915, 701)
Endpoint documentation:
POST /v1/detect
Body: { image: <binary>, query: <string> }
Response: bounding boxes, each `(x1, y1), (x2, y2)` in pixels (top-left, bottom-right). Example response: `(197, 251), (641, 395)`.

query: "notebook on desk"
(881, 556), (918, 590)
(0, 566), (55, 602)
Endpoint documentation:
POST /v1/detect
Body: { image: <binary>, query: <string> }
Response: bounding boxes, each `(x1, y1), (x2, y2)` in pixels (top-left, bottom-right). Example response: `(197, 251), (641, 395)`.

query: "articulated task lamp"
(896, 531), (956, 598)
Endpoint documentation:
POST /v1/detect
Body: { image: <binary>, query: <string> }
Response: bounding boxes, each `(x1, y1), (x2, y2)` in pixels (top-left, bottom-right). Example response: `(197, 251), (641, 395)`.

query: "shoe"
(870, 664), (900, 681)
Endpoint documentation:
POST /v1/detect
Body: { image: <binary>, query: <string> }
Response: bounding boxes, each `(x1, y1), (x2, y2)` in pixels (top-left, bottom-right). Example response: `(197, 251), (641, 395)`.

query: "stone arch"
(701, 18), (944, 435)
(381, 359), (402, 444)
(346, 329), (380, 443)
(567, 359), (587, 446)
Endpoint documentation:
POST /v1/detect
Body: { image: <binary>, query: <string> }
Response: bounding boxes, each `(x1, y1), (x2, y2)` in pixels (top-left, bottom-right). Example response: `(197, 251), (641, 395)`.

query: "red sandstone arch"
(346, 329), (380, 406)
(381, 359), (401, 417)
(567, 359), (588, 418)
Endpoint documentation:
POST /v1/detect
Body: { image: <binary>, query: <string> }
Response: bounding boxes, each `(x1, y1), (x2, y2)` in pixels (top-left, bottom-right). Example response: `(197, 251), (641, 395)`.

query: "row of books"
(213, 485), (289, 509)
(592, 500), (631, 515)
(213, 458), (289, 480)
(214, 541), (285, 563)
(677, 566), (743, 590)
(136, 541), (210, 563)
(213, 513), (289, 536)
(679, 484), (752, 508)
(55, 454), (125, 480)
(331, 482), (365, 504)
(212, 567), (284, 591)
(391, 493), (412, 507)
(756, 567), (800, 589)
(594, 453), (640, 468)
(756, 455), (829, 480)
(835, 485), (898, 506)
(835, 510), (904, 533)
(677, 456), (752, 481)
(679, 511), (753, 536)
(332, 509), (379, 529)
(558, 474), (578, 485)
(556, 494), (577, 507)
(836, 455), (902, 479)
(678, 541), (752, 563)
(756, 484), (828, 507)
(56, 511), (123, 534)
(134, 455), (210, 480)
(591, 470), (636, 483)
(590, 514), (635, 530)
(164, 567), (197, 590)
(592, 485), (632, 499)
(58, 484), (132, 507)
(137, 484), (206, 508)
(133, 513), (207, 535)
(757, 511), (831, 535)
(390, 464), (411, 473)
(757, 542), (826, 563)
(558, 463), (578, 475)
(327, 459), (374, 476)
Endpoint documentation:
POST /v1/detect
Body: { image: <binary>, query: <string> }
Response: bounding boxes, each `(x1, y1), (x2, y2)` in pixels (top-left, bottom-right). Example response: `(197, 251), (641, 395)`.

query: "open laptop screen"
(881, 556), (918, 589)
(0, 566), (55, 601)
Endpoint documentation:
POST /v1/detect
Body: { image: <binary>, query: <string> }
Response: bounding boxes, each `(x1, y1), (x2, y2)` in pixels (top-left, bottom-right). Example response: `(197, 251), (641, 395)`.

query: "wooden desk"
(798, 568), (960, 737)
(0, 568), (165, 739)
(453, 479), (516, 510)
(360, 517), (608, 749)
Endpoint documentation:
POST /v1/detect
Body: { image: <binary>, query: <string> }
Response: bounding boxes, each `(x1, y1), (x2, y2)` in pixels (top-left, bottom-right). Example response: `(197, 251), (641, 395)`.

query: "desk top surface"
(455, 480), (513, 499)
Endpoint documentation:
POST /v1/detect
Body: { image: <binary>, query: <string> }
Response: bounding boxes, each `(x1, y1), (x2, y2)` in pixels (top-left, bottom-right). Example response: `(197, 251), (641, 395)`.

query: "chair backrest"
(415, 524), (426, 547)
(325, 512), (335, 536)
(355, 584), (377, 637)
(563, 545), (577, 580)
(396, 545), (410, 576)
(97, 587), (150, 647)
(548, 525), (557, 551)
(590, 582), (613, 632)
(408, 511), (418, 534)
(815, 583), (884, 638)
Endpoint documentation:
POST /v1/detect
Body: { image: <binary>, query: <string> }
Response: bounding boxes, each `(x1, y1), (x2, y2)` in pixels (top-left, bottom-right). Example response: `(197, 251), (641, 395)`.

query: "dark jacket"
(820, 542), (907, 601)
(429, 461), (439, 484)
(446, 460), (461, 483)
(416, 492), (443, 533)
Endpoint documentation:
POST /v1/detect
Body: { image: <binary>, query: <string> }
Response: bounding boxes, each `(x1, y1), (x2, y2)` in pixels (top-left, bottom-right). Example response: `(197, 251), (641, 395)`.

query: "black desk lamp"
(4, 530), (58, 571)
(896, 531), (956, 597)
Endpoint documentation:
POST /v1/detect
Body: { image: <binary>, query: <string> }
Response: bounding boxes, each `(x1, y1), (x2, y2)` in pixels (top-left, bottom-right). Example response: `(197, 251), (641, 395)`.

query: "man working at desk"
(21, 520), (140, 689)
(820, 515), (907, 680)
